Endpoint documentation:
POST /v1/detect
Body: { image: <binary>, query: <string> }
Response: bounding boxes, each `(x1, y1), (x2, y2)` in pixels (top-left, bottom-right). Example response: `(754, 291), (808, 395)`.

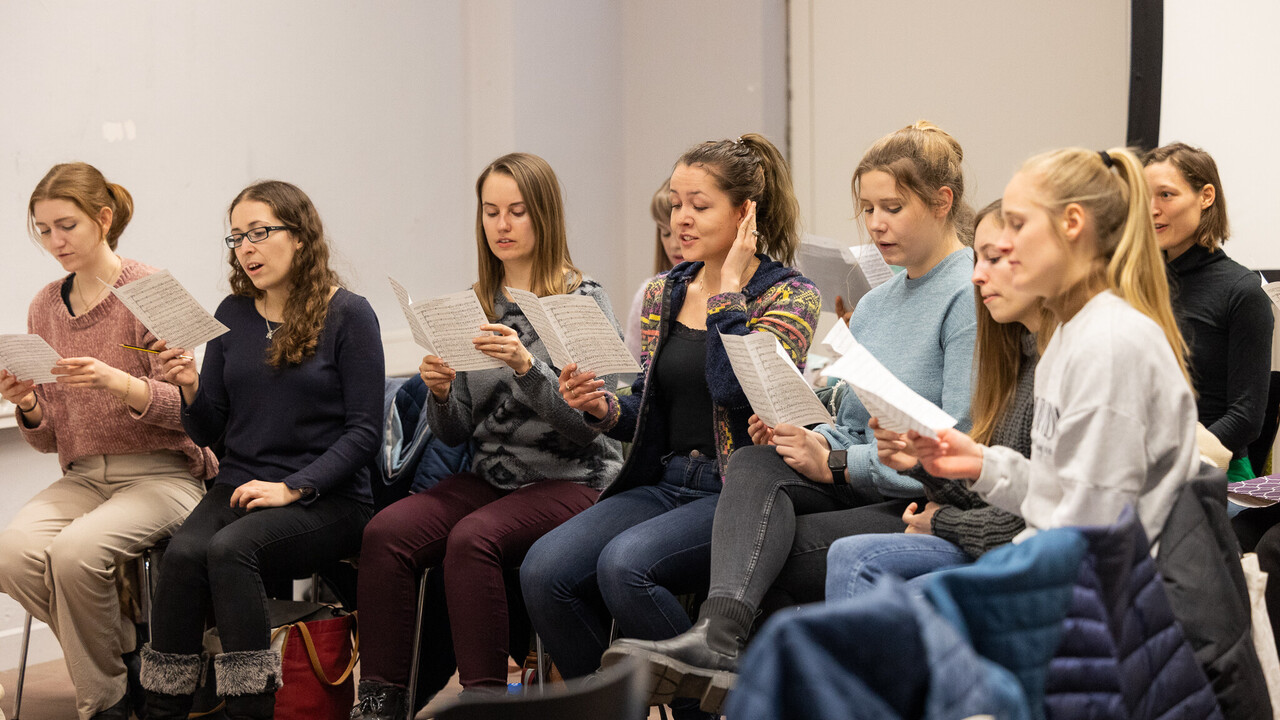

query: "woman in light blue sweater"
(603, 121), (977, 715)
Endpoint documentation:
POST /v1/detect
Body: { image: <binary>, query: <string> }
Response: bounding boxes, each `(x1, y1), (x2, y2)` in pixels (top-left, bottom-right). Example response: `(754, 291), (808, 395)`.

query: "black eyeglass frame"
(224, 225), (295, 249)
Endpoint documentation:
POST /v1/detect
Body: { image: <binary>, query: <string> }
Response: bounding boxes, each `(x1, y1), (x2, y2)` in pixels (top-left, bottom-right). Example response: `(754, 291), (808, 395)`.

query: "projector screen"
(1160, 2), (1280, 271)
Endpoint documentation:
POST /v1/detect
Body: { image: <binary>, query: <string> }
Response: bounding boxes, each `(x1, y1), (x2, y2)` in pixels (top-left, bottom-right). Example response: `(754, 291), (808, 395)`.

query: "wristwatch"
(827, 449), (848, 485)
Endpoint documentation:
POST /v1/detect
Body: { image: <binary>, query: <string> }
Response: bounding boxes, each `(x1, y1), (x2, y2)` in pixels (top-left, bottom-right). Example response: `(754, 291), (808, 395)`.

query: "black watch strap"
(827, 449), (848, 485)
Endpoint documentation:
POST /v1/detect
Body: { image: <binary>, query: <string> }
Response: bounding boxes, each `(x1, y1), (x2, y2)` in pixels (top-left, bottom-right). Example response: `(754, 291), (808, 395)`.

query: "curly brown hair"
(227, 181), (341, 367)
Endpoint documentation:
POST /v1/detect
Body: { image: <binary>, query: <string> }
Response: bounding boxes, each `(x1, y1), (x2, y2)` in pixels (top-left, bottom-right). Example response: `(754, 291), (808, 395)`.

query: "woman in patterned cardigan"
(522, 134), (820, 720)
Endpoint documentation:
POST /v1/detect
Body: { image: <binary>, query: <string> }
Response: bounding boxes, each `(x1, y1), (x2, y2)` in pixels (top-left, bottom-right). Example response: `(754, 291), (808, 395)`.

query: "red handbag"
(272, 611), (359, 720)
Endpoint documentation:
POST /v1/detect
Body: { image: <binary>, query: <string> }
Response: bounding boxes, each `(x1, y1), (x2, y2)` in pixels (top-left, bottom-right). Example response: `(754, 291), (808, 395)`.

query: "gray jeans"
(707, 445), (914, 614)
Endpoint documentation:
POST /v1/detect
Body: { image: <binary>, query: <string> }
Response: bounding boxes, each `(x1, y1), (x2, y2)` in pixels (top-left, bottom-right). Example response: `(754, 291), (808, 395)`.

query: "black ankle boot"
(350, 680), (409, 720)
(224, 691), (276, 720)
(88, 692), (131, 720)
(139, 645), (202, 720)
(601, 616), (747, 714)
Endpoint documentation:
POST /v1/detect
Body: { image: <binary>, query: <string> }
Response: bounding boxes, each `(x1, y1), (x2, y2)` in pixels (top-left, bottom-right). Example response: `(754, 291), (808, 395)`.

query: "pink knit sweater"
(18, 258), (218, 480)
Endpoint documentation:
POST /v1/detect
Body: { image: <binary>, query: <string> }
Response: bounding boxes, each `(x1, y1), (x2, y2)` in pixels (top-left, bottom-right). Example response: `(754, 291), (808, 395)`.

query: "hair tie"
(1098, 150), (1115, 169)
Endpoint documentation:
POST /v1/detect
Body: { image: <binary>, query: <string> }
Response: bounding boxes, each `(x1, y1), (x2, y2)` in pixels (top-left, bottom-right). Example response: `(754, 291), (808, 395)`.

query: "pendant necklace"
(264, 317), (281, 340)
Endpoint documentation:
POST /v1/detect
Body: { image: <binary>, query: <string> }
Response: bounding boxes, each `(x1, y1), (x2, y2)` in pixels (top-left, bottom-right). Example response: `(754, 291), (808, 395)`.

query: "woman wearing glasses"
(0, 163), (214, 720)
(139, 181), (383, 720)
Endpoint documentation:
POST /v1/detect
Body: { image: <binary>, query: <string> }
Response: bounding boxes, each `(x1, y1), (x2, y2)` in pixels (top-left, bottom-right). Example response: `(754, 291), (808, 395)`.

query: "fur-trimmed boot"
(139, 645), (203, 720)
(350, 680), (409, 720)
(215, 648), (282, 720)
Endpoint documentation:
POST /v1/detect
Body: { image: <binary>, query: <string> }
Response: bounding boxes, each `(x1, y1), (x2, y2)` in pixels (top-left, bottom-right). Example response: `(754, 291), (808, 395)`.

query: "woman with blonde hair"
(350, 152), (623, 718)
(909, 147), (1197, 546)
(825, 199), (1046, 598)
(625, 178), (683, 361)
(0, 163), (214, 720)
(140, 181), (383, 720)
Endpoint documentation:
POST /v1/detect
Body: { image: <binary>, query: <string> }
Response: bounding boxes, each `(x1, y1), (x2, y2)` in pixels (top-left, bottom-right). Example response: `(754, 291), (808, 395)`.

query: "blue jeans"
(824, 533), (972, 601)
(521, 452), (721, 679)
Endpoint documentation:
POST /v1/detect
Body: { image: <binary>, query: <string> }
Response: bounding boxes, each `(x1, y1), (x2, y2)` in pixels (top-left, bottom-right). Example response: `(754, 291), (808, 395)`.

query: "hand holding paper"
(110, 270), (229, 350)
(388, 278), (504, 372)
(0, 334), (63, 385)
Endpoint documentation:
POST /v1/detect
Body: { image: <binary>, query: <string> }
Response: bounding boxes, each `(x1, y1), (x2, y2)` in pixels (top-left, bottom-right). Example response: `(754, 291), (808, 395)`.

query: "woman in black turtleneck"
(1144, 143), (1273, 481)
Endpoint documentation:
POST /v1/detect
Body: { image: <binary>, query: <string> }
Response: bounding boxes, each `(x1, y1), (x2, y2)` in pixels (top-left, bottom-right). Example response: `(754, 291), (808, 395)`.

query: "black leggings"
(707, 445), (914, 615)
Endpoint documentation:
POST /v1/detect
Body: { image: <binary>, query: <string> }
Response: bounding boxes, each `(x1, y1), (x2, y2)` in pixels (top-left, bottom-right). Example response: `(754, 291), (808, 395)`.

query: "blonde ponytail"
(1105, 148), (1190, 384)
(1021, 147), (1190, 385)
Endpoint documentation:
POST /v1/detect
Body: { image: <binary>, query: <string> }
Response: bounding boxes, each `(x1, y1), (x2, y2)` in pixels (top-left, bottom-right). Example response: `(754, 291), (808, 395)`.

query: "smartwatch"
(827, 449), (848, 485)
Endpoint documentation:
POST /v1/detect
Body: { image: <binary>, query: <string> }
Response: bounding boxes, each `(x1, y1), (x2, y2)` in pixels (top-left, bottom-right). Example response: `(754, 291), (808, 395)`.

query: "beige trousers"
(0, 452), (204, 720)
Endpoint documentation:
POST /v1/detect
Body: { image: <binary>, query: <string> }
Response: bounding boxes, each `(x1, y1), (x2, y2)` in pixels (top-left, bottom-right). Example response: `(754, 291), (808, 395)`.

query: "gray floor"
(0, 659), (667, 719)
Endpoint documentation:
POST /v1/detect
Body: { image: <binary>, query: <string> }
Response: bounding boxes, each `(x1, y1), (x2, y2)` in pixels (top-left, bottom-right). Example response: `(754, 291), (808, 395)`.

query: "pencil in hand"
(120, 344), (193, 361)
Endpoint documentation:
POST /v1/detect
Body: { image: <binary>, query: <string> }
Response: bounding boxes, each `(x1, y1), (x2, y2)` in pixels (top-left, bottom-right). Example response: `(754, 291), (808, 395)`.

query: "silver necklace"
(264, 317), (282, 339)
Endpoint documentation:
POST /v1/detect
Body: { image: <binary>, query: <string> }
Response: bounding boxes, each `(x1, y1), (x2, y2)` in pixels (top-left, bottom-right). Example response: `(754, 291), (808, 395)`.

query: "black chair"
(429, 656), (645, 720)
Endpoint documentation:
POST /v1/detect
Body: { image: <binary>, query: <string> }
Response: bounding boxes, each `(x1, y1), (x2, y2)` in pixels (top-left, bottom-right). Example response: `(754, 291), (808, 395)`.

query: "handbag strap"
(292, 611), (360, 687)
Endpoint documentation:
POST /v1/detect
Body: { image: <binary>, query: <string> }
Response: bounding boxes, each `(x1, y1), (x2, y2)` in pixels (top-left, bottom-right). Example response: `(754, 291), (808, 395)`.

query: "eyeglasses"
(224, 226), (294, 249)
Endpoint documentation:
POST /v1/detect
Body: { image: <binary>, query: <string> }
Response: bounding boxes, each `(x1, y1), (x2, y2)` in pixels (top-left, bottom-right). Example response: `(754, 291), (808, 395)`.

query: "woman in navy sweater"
(140, 181), (383, 720)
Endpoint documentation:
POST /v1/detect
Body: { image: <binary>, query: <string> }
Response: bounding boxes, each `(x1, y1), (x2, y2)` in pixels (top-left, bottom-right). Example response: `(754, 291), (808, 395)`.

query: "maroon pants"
(358, 473), (598, 689)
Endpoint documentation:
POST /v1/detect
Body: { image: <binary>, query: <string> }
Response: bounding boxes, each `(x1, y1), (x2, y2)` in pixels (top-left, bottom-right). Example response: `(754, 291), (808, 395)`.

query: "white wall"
(1161, 0), (1280, 270)
(789, 0), (1130, 249)
(0, 0), (787, 672)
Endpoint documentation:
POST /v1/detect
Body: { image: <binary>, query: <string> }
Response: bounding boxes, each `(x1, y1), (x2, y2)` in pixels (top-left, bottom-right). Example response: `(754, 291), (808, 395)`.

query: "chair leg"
(13, 613), (32, 720)
(141, 546), (156, 641)
(404, 569), (430, 720)
(534, 633), (546, 694)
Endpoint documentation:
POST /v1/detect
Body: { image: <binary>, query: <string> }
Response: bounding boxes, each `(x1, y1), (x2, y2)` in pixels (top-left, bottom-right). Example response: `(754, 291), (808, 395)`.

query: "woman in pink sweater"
(0, 163), (216, 720)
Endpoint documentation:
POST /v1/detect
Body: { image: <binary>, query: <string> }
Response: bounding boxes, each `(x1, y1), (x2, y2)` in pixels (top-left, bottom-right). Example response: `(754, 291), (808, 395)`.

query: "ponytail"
(676, 133), (802, 264)
(739, 133), (801, 263)
(1021, 147), (1190, 384)
(1105, 148), (1190, 383)
(104, 183), (134, 249)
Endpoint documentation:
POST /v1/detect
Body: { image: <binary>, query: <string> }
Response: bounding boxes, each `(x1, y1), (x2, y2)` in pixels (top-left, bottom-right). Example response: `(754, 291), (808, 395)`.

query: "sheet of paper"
(537, 294), (640, 376)
(721, 332), (832, 428)
(0, 334), (63, 385)
(1226, 474), (1280, 508)
(821, 318), (858, 357)
(823, 335), (956, 439)
(412, 290), (505, 371)
(387, 277), (436, 355)
(796, 234), (867, 313)
(1263, 281), (1280, 310)
(109, 270), (229, 350)
(850, 243), (895, 289)
(506, 288), (574, 370)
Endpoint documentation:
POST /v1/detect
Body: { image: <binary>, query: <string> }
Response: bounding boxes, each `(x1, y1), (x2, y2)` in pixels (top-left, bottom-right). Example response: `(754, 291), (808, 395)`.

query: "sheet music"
(387, 277), (436, 355)
(850, 243), (895, 289)
(823, 335), (956, 439)
(0, 334), (63, 385)
(821, 317), (858, 356)
(1263, 281), (1280, 310)
(506, 288), (573, 369)
(721, 332), (832, 428)
(410, 290), (505, 371)
(538, 294), (641, 376)
(109, 270), (229, 350)
(796, 234), (867, 313)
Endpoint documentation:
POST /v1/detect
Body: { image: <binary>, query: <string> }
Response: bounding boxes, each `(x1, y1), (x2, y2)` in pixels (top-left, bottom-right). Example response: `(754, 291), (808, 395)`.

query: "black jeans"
(708, 445), (913, 613)
(149, 483), (372, 654)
